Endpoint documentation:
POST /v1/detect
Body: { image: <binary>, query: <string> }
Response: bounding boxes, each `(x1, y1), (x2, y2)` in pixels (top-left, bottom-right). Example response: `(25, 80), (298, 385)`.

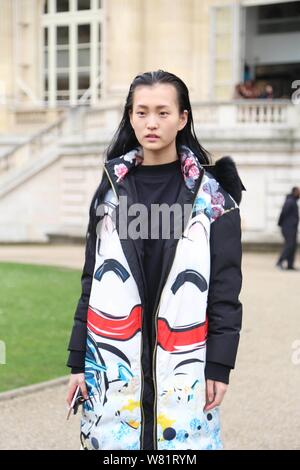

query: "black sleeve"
(278, 200), (292, 226)
(71, 364), (85, 374)
(205, 361), (230, 384)
(66, 194), (98, 371)
(205, 207), (243, 371)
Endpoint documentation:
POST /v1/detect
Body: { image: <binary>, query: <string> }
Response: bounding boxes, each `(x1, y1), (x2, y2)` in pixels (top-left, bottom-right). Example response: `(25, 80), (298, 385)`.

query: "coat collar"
(103, 144), (206, 318)
(104, 144), (204, 197)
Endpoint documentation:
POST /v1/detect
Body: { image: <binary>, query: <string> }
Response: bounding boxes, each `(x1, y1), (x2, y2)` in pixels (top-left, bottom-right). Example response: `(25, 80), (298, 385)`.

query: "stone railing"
(0, 114), (67, 174)
(192, 99), (299, 128)
(1, 99), (299, 176)
(77, 99), (299, 136)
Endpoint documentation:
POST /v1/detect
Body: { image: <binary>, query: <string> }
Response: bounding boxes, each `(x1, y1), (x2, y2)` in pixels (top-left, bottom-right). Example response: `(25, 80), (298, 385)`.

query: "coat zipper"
(152, 168), (204, 449)
(140, 316), (145, 449)
(103, 163), (146, 450)
(151, 221), (190, 449)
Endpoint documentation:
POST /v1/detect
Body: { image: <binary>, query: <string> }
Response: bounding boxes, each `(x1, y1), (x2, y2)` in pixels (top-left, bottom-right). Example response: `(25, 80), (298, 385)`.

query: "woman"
(66, 70), (245, 450)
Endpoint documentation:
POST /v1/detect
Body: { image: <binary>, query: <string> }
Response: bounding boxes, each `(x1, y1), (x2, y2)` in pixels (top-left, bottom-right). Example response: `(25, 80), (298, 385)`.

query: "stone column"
(106, 0), (143, 98)
(0, 0), (13, 131)
(143, 0), (194, 92)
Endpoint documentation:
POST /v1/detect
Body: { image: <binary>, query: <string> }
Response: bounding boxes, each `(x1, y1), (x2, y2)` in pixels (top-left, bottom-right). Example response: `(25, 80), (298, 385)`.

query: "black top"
(134, 158), (183, 350)
(68, 158), (231, 384)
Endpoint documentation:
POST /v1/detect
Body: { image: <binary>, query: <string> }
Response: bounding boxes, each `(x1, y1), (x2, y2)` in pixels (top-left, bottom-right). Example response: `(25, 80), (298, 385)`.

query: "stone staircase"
(0, 103), (122, 242)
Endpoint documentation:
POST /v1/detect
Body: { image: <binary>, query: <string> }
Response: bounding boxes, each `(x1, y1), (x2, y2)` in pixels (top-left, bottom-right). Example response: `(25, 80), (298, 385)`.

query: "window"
(78, 49), (90, 67)
(57, 94), (70, 101)
(44, 27), (48, 47)
(78, 24), (90, 68)
(56, 26), (70, 101)
(44, 76), (49, 93)
(43, 28), (49, 102)
(98, 24), (102, 99)
(44, 50), (48, 70)
(258, 1), (300, 34)
(57, 50), (69, 68)
(57, 26), (69, 45)
(77, 24), (90, 100)
(78, 71), (91, 100)
(77, 0), (90, 10)
(57, 74), (69, 90)
(56, 26), (69, 68)
(78, 73), (90, 90)
(44, 0), (48, 14)
(42, 4), (103, 104)
(78, 24), (90, 43)
(56, 0), (69, 12)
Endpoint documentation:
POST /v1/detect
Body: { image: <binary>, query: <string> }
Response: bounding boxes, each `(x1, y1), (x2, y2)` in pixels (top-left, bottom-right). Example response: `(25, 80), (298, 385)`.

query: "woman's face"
(129, 83), (188, 151)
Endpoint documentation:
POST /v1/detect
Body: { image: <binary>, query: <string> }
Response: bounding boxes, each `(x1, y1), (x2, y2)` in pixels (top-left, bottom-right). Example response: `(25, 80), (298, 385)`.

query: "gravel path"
(0, 246), (299, 449)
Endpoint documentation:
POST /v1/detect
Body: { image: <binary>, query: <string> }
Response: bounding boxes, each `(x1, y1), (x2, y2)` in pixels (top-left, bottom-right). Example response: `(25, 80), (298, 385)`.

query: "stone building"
(0, 0), (299, 245)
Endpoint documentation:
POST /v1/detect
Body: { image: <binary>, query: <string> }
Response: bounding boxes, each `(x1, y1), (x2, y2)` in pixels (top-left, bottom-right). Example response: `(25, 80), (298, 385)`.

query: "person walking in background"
(276, 187), (300, 270)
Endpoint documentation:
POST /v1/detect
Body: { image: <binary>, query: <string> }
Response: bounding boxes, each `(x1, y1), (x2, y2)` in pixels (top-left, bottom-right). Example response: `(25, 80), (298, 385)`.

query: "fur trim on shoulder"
(204, 156), (246, 206)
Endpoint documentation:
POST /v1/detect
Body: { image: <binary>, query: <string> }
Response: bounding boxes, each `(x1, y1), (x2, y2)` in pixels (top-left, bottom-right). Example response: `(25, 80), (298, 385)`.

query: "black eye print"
(171, 269), (208, 294)
(94, 258), (130, 282)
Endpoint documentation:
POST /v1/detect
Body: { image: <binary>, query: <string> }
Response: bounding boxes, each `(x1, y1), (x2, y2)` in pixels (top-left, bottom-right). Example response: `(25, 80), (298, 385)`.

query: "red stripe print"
(87, 305), (142, 340)
(157, 316), (208, 353)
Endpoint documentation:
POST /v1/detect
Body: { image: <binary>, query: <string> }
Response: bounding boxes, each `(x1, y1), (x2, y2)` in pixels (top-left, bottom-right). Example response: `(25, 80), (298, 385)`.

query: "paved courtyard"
(0, 245), (299, 449)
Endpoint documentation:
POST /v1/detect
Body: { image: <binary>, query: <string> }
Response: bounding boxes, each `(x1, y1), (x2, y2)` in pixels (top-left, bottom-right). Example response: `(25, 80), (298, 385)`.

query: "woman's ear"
(179, 109), (188, 131)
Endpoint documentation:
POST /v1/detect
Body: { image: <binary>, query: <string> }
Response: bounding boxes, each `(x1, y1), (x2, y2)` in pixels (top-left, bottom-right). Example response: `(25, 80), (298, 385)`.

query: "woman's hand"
(66, 372), (88, 407)
(203, 379), (228, 412)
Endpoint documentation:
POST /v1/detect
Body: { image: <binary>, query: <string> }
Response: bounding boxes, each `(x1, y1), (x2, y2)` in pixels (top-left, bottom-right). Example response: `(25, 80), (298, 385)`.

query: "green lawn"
(0, 262), (82, 392)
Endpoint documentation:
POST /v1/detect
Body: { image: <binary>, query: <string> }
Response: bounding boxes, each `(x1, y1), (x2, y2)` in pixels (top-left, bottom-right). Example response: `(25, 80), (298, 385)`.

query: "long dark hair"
(90, 70), (212, 219)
